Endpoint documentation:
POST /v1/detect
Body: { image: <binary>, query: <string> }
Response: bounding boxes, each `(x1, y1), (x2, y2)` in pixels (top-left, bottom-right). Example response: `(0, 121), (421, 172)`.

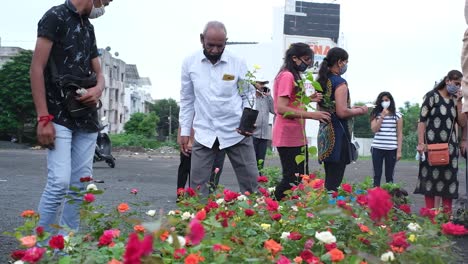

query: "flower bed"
(6, 173), (468, 264)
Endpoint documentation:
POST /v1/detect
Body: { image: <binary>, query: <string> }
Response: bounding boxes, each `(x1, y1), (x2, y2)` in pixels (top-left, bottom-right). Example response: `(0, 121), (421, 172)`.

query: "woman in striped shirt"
(370, 92), (403, 187)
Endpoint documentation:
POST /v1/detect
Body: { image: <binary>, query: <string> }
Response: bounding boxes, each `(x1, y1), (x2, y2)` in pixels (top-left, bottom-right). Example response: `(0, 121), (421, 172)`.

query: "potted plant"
(237, 65), (260, 133)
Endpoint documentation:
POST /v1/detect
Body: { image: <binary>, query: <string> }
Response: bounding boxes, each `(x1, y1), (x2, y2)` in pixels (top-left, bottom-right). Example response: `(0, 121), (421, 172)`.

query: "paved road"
(0, 149), (467, 263)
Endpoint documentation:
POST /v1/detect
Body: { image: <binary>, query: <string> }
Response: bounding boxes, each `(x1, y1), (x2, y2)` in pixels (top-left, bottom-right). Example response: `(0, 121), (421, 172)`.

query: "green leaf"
(308, 146), (318, 156)
(58, 256), (72, 264)
(295, 154), (305, 165)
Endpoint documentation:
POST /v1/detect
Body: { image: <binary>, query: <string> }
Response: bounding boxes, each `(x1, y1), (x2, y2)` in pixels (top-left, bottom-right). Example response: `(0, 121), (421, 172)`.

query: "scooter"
(94, 122), (116, 168)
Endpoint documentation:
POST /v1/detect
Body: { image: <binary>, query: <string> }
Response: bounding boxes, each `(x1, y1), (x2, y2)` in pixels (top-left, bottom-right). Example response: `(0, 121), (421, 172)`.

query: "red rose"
(398, 204), (411, 214)
(325, 242), (337, 251)
(79, 176), (92, 182)
(21, 247), (46, 263)
(441, 222), (468, 236)
(49, 235), (65, 250)
(276, 255), (291, 264)
(173, 248), (187, 259)
(83, 193), (95, 203)
(288, 232), (302, 240)
(187, 219), (205, 245)
(223, 189), (240, 202)
(265, 198), (279, 211)
(390, 232), (409, 250)
(367, 187), (393, 221)
(10, 250), (26, 260)
(299, 250), (320, 263)
(271, 213), (282, 221)
(98, 232), (114, 247)
(259, 187), (270, 197)
(35, 226), (44, 237)
(195, 209), (206, 221)
(245, 209), (255, 217)
(186, 187), (197, 197)
(257, 176), (269, 183)
(124, 233), (154, 263)
(341, 183), (352, 193)
(356, 194), (367, 206)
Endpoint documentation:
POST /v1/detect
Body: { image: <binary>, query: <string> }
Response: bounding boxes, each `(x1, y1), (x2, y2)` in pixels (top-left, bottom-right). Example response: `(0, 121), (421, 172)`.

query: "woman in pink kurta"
(272, 43), (331, 200)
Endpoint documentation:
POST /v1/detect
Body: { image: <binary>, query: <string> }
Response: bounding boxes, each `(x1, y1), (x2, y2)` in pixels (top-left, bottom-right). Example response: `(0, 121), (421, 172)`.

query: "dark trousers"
(177, 150), (225, 191)
(371, 147), (396, 187)
(324, 137), (349, 191)
(177, 152), (191, 189)
(253, 137), (269, 173)
(274, 146), (309, 200)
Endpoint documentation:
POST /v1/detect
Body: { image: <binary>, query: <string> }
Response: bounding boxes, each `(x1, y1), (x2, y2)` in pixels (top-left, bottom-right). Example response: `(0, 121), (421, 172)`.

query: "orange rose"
(108, 259), (122, 264)
(328, 248), (344, 262)
(358, 224), (370, 233)
(264, 239), (282, 255)
(133, 225), (145, 233)
(21, 210), (36, 218)
(184, 253), (205, 264)
(19, 235), (37, 248)
(159, 230), (169, 241)
(294, 256), (303, 263)
(117, 203), (129, 213)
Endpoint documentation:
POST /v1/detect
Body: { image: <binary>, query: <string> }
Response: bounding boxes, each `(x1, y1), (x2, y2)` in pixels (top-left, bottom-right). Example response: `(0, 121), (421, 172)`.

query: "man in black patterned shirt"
(30, 0), (113, 234)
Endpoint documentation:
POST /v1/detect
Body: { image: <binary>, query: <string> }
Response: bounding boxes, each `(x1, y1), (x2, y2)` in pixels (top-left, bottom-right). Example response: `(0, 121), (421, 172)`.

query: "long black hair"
(425, 70), (462, 98)
(317, 47), (349, 90)
(370, 91), (396, 120)
(276, 43), (313, 89)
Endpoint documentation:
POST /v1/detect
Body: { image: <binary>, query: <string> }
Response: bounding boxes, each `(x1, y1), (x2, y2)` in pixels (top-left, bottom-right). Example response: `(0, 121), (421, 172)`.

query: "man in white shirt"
(179, 21), (259, 197)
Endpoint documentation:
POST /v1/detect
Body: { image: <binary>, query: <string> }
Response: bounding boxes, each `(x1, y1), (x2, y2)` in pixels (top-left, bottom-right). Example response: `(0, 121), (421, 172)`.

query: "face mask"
(381, 101), (391, 109)
(89, 0), (105, 19)
(203, 49), (223, 62)
(295, 59), (308, 72)
(339, 63), (348, 75)
(446, 84), (459, 95)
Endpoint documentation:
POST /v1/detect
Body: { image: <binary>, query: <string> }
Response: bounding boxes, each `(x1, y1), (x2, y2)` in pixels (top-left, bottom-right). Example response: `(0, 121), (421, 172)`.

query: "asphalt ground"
(0, 147), (467, 263)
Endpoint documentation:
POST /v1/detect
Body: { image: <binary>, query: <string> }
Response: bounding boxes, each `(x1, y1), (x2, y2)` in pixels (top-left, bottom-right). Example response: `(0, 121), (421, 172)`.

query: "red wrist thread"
(38, 115), (54, 127)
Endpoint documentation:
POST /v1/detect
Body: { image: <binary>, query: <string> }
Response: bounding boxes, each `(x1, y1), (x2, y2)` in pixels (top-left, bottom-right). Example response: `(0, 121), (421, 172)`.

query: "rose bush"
(5, 173), (468, 264)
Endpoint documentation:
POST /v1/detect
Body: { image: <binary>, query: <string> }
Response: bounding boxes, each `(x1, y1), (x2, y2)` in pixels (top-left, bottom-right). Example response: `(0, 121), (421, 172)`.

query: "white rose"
(280, 232), (290, 239)
(380, 251), (395, 262)
(86, 184), (98, 191)
(146, 210), (156, 217)
(181, 212), (193, 220)
(14, 261), (25, 264)
(216, 198), (225, 205)
(167, 210), (176, 216)
(167, 235), (186, 247)
(407, 223), (421, 232)
(291, 206), (298, 212)
(237, 195), (247, 201)
(315, 231), (336, 244)
(268, 187), (276, 193)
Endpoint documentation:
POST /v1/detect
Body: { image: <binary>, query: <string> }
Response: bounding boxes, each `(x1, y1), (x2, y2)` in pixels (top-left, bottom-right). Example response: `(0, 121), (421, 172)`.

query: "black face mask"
(294, 60), (308, 72)
(203, 49), (223, 62)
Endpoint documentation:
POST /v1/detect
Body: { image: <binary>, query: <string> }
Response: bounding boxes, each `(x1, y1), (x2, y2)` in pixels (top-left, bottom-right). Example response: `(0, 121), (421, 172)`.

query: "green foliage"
(0, 50), (35, 143)
(150, 99), (179, 140)
(353, 101), (373, 138)
(123, 112), (159, 138)
(110, 133), (178, 149)
(399, 101), (420, 159)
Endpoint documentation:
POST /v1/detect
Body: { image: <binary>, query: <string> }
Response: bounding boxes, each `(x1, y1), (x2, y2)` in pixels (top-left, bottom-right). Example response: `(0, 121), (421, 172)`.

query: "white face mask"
(381, 101), (391, 109)
(89, 0), (105, 19)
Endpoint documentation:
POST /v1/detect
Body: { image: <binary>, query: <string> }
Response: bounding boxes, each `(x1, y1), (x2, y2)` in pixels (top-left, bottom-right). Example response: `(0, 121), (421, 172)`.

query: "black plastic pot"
(238, 107), (259, 133)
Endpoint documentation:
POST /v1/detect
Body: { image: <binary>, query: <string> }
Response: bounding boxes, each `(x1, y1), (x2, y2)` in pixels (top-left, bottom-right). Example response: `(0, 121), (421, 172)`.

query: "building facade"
(124, 64), (153, 124)
(98, 48), (127, 134)
(0, 38), (25, 69)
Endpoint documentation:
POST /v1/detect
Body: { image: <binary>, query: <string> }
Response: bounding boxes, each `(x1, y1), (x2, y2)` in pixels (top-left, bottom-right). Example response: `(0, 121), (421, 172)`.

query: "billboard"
(284, 35), (337, 74)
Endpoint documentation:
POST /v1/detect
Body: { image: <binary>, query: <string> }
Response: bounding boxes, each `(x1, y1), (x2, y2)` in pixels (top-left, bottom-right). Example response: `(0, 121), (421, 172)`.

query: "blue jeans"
(38, 123), (97, 234)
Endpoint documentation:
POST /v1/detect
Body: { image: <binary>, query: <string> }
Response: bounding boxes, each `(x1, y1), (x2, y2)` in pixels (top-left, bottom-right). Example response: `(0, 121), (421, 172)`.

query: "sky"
(0, 0), (466, 108)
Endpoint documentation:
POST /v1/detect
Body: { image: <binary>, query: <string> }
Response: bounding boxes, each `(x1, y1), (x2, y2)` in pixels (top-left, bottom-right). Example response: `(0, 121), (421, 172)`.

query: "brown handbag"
(425, 114), (455, 166)
(427, 143), (449, 166)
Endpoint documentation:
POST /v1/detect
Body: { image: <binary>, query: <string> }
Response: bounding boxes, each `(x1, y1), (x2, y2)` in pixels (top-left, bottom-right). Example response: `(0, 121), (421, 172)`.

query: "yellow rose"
(408, 234), (416, 242)
(261, 223), (271, 231)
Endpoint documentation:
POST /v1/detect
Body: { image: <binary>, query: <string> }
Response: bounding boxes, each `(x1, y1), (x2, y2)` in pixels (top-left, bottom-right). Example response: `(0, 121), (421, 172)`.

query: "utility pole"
(168, 104), (172, 141)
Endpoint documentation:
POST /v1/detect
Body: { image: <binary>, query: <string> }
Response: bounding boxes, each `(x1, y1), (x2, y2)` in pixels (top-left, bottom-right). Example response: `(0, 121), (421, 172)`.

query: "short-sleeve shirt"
(38, 0), (100, 132)
(272, 71), (307, 147)
(371, 112), (403, 150)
